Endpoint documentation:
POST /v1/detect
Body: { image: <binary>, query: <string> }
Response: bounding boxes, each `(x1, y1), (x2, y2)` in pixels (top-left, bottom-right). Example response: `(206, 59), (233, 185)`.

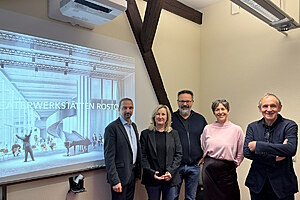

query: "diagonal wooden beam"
(2, 185), (7, 200)
(144, 0), (203, 25)
(126, 0), (172, 111)
(141, 0), (164, 52)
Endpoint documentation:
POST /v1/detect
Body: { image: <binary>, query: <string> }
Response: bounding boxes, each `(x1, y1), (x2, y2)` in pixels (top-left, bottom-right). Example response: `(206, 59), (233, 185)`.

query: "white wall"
(200, 1), (300, 199)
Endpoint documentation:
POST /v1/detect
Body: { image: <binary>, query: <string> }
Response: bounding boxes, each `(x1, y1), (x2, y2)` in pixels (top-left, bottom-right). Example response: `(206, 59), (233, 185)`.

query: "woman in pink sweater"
(201, 99), (244, 200)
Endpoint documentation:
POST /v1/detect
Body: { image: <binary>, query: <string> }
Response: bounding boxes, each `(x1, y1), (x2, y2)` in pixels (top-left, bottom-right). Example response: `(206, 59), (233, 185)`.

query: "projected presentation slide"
(0, 29), (135, 184)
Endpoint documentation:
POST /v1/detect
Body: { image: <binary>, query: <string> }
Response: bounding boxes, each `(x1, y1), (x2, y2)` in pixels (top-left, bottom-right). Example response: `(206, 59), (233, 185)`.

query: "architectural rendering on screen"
(0, 29), (135, 184)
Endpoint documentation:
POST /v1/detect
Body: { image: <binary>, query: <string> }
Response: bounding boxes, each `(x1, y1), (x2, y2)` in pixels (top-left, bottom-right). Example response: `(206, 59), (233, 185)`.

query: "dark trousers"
(24, 146), (34, 162)
(145, 184), (176, 200)
(250, 178), (294, 200)
(196, 163), (205, 200)
(196, 184), (205, 200)
(111, 170), (135, 200)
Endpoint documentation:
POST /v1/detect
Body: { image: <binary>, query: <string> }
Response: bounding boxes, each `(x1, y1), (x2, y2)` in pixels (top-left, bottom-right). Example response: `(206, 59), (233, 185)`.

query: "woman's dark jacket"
(140, 129), (182, 186)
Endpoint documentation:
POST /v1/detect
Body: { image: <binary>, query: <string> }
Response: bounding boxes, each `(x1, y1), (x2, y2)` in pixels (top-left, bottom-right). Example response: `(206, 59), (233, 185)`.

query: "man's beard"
(124, 113), (132, 118)
(179, 106), (191, 116)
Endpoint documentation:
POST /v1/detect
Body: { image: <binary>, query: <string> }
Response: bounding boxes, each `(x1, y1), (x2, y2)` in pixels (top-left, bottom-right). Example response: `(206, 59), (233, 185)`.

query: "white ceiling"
(178, 0), (222, 10)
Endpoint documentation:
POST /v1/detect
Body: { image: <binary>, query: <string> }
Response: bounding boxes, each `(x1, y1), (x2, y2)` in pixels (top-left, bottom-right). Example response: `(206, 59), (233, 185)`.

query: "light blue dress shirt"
(120, 116), (137, 164)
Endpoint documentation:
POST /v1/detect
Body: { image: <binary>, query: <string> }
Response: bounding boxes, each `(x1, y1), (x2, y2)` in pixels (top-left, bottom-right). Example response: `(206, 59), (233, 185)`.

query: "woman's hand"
(162, 171), (172, 181)
(154, 171), (165, 180)
(198, 157), (204, 165)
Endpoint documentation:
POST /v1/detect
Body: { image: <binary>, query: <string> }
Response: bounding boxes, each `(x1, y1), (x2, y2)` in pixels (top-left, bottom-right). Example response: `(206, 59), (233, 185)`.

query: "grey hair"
(258, 93), (281, 108)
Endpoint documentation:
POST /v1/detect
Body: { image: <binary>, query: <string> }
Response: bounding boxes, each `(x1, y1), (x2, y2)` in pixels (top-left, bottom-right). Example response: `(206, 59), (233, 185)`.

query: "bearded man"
(172, 90), (207, 200)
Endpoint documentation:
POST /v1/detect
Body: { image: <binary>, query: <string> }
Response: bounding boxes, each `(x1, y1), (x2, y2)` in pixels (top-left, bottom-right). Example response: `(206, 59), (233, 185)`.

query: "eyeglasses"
(177, 100), (193, 104)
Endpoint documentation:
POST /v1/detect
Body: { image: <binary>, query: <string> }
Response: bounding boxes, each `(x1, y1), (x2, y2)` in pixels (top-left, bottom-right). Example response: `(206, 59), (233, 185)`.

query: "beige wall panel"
(154, 11), (202, 112)
(137, 0), (203, 112)
(200, 1), (300, 199)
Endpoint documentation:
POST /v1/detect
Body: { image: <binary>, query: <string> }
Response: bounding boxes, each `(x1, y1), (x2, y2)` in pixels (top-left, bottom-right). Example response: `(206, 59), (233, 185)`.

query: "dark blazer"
(244, 114), (298, 199)
(140, 129), (182, 187)
(104, 117), (141, 187)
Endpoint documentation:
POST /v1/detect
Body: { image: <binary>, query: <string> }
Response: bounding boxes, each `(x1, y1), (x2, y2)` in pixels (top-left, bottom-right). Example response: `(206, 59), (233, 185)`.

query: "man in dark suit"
(104, 98), (141, 200)
(244, 93), (298, 200)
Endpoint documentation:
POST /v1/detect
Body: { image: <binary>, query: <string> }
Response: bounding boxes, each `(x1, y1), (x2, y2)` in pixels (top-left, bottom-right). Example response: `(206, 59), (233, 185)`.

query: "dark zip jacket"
(172, 110), (207, 165)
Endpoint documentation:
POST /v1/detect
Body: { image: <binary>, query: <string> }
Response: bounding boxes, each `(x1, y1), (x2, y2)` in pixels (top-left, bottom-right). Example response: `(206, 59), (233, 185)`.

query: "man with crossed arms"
(244, 93), (298, 200)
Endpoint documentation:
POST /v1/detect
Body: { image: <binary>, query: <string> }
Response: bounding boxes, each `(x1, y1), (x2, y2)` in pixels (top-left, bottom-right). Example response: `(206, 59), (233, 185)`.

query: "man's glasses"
(177, 100), (193, 104)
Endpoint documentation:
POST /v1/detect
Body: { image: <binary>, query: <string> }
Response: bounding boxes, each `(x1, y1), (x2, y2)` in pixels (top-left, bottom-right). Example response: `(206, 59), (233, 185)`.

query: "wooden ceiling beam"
(141, 0), (164, 52)
(126, 0), (172, 110)
(144, 0), (203, 25)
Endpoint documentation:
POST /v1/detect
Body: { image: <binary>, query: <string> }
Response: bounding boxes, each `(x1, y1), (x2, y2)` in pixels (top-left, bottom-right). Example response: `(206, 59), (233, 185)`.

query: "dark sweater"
(155, 131), (166, 176)
(172, 110), (207, 165)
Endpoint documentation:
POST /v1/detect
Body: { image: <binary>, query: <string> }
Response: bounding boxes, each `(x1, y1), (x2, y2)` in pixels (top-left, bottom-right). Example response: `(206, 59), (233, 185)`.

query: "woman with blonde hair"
(140, 105), (182, 200)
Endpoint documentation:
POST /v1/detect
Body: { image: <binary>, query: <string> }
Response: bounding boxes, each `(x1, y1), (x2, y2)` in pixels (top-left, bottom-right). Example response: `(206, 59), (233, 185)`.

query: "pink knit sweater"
(202, 121), (245, 166)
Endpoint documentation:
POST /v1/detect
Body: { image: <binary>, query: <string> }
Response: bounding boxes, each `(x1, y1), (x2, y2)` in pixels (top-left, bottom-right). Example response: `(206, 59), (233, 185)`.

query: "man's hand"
(135, 178), (140, 184)
(276, 156), (286, 161)
(112, 183), (122, 193)
(248, 141), (256, 152)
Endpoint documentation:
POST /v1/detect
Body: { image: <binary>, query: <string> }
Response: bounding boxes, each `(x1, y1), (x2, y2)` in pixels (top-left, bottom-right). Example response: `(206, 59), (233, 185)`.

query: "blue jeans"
(146, 184), (176, 200)
(175, 164), (200, 200)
